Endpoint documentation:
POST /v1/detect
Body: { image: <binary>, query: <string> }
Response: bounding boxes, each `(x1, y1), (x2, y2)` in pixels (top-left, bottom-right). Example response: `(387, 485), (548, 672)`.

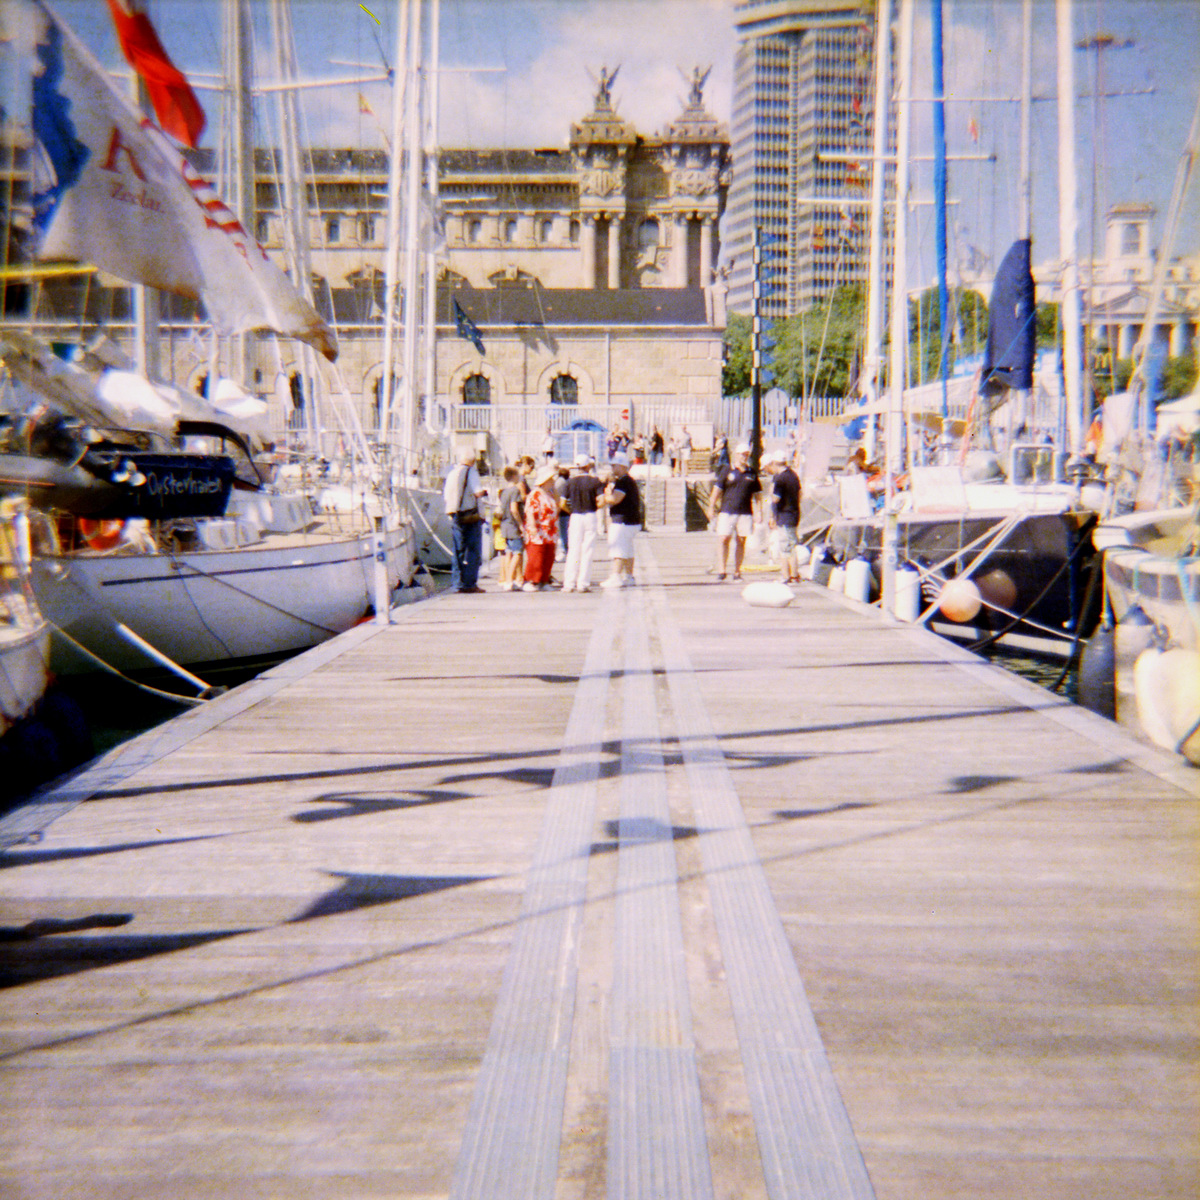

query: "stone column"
(675, 215), (690, 287)
(699, 217), (714, 284)
(607, 218), (621, 289)
(581, 216), (597, 289)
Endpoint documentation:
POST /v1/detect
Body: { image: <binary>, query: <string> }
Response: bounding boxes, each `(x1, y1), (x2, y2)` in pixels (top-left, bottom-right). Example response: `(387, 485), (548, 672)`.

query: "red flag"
(105, 0), (205, 148)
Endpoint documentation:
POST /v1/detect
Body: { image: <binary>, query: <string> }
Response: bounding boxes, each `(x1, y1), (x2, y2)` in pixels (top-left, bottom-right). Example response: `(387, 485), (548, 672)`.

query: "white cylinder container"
(894, 564), (922, 622)
(828, 564), (846, 593)
(844, 556), (872, 603)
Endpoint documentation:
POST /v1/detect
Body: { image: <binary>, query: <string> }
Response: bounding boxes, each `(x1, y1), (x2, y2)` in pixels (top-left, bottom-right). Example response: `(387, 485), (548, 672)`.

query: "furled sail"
(980, 238), (1035, 395)
(16, 0), (337, 360)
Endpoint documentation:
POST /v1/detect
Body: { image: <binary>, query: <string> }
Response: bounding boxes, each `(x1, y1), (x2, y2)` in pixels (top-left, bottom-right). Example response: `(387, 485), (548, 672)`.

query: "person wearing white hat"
(521, 464), (560, 590)
(597, 454), (639, 587)
(560, 454), (602, 592)
(709, 442), (762, 581)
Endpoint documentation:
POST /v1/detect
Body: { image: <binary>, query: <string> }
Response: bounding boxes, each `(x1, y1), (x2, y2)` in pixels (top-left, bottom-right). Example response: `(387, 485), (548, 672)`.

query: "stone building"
(5, 70), (731, 468)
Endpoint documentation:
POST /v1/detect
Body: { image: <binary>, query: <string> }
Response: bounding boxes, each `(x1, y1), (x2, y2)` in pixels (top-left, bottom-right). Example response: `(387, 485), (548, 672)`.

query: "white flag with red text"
(18, 0), (336, 359)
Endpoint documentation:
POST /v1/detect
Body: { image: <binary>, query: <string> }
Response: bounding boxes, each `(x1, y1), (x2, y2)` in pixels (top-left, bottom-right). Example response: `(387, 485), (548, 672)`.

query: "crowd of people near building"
(441, 446), (643, 594)
(441, 424), (817, 595)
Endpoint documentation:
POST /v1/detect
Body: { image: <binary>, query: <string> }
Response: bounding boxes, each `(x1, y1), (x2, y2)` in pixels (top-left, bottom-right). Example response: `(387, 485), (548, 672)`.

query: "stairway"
(642, 477), (688, 530)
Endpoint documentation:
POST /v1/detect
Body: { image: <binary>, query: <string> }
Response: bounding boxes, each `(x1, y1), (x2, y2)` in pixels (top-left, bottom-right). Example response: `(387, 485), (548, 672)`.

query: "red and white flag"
(105, 0), (205, 148)
(25, 0), (336, 360)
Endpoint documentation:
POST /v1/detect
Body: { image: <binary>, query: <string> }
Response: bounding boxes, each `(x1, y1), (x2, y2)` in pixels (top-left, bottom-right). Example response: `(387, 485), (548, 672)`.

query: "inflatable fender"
(742, 580), (795, 608)
(1136, 647), (1200, 762)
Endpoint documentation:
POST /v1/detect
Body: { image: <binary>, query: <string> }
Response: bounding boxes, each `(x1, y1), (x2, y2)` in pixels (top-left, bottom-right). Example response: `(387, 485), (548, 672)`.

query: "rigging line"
(162, 550), (345, 636)
(42, 619), (206, 707)
(966, 513), (1099, 653)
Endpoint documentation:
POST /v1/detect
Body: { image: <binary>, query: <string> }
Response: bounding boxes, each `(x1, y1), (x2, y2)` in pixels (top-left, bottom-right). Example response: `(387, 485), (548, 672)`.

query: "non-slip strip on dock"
(448, 540), (875, 1199)
(447, 594), (620, 1200)
(643, 543), (876, 1200)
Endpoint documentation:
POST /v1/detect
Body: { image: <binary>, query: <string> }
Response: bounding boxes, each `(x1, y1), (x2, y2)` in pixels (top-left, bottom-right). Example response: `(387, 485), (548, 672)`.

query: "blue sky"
(38, 0), (1200, 289)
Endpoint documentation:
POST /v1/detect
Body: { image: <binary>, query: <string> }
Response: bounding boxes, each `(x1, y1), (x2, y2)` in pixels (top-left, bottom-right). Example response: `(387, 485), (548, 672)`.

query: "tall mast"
(861, 0), (892, 466)
(1055, 0), (1085, 459)
(882, 0), (913, 619)
(931, 0), (949, 431)
(399, 0), (424, 476)
(1018, 0), (1033, 241)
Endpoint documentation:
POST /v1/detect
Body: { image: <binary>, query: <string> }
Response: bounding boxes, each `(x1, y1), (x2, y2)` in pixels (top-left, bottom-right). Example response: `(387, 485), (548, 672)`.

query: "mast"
(931, 0), (949, 433)
(1055, 0), (1085, 461)
(380, 1), (412, 450)
(224, 0), (256, 391)
(398, 0), (424, 477)
(421, 0), (441, 452)
(861, 0), (892, 466)
(882, 0), (913, 619)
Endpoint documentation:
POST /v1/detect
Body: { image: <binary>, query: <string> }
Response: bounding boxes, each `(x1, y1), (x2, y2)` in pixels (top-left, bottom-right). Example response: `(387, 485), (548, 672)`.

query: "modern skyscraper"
(726, 1), (890, 320)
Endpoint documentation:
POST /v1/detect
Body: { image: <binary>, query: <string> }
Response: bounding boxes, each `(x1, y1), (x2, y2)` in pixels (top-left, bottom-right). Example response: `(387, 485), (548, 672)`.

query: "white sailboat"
(0, 498), (50, 745)
(1, 0), (418, 681)
(811, 0), (1103, 660)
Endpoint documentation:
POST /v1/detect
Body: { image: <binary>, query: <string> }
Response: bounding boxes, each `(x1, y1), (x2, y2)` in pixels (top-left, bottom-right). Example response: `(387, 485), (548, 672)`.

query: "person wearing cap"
(709, 442), (762, 581)
(561, 454), (602, 592)
(521, 465), (560, 590)
(597, 451), (640, 588)
(765, 450), (802, 583)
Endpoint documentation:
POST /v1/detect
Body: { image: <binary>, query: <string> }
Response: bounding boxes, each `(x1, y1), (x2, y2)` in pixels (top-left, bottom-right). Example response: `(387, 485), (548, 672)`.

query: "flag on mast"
(23, 0), (336, 360)
(105, 0), (205, 148)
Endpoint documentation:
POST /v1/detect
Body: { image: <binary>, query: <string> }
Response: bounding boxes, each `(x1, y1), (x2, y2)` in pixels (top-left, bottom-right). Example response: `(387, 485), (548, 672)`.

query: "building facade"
(725, 0), (890, 320)
(5, 74), (730, 467)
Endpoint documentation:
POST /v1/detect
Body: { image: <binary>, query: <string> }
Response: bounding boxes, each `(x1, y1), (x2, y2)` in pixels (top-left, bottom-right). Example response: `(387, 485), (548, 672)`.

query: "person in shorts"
(496, 464), (525, 590)
(597, 452), (640, 588)
(765, 450), (802, 582)
(709, 442), (762, 581)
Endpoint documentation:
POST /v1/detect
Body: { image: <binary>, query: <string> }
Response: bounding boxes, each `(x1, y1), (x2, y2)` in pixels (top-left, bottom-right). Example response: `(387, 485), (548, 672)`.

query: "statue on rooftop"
(592, 65), (619, 107)
(685, 65), (712, 107)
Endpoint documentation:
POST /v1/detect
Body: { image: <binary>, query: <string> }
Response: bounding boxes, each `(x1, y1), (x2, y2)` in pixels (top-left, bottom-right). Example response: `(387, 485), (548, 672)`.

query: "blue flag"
(453, 298), (485, 356)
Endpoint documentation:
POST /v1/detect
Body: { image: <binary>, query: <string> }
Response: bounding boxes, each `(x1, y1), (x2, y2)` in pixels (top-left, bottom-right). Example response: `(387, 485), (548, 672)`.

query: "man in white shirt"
(443, 448), (487, 592)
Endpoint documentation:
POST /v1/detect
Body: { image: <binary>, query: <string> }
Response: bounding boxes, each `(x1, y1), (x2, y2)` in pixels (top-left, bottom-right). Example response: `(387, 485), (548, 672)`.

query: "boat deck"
(1, 532), (1197, 1200)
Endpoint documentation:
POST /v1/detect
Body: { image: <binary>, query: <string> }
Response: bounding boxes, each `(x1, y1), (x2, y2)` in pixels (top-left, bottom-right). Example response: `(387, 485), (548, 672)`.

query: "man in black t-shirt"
(562, 455), (603, 592)
(708, 443), (762, 581)
(598, 454), (640, 588)
(765, 450), (803, 583)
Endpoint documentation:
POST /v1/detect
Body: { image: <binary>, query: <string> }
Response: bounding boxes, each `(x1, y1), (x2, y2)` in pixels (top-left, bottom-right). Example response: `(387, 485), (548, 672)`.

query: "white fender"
(742, 581), (795, 608)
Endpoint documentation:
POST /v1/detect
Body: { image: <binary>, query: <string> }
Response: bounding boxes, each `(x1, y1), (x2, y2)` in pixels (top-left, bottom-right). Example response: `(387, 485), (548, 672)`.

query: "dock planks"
(1, 532), (1196, 1199)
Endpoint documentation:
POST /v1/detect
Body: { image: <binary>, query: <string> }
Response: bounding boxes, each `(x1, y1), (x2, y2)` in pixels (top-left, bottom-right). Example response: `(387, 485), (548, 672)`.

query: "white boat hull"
(32, 522), (417, 674)
(0, 611), (51, 734)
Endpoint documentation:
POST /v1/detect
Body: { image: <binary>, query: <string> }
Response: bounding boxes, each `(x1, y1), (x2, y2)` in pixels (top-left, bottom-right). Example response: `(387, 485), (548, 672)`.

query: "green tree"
(909, 286), (989, 383)
(722, 312), (752, 396)
(1036, 301), (1059, 349)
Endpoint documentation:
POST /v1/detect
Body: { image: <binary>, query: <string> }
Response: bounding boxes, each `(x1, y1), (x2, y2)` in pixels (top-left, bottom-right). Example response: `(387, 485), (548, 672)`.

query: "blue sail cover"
(981, 238), (1036, 395)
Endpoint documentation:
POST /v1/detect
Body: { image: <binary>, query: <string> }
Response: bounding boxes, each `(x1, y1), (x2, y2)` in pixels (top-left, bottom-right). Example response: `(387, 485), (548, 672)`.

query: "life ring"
(79, 518), (124, 551)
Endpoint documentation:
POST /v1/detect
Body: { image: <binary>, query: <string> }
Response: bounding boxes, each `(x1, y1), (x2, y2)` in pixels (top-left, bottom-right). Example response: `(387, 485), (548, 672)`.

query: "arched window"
(463, 374), (491, 405)
(503, 218), (518, 243)
(540, 218), (554, 242)
(325, 216), (340, 243)
(255, 216), (269, 243)
(569, 219), (580, 245)
(1122, 223), (1140, 255)
(359, 215), (376, 243)
(468, 219), (483, 244)
(549, 375), (578, 405)
(638, 218), (660, 251)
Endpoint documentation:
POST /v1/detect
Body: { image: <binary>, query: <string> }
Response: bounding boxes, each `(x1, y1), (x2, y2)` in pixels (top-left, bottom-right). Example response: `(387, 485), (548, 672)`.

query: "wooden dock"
(2, 531), (1197, 1200)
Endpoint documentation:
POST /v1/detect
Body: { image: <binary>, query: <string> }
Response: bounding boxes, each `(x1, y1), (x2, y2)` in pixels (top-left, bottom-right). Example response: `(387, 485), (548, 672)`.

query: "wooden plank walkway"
(1, 532), (1197, 1200)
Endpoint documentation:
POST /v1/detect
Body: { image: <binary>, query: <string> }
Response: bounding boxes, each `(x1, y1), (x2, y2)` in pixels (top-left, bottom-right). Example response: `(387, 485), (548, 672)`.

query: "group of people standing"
(441, 448), (642, 594)
(442, 432), (804, 596)
(708, 442), (803, 583)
